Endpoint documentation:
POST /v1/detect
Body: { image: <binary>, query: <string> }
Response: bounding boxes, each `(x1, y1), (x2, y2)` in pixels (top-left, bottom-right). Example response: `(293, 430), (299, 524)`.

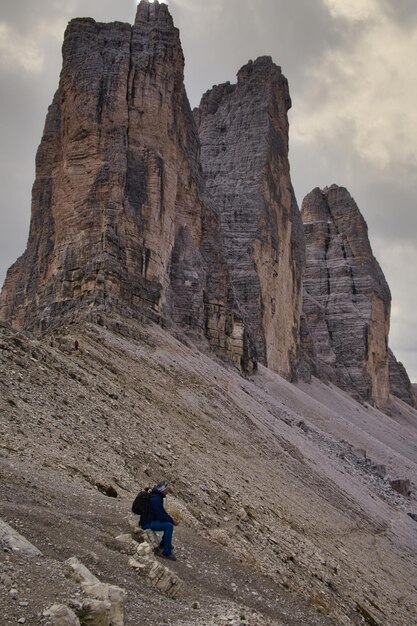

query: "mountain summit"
(0, 2), (414, 403)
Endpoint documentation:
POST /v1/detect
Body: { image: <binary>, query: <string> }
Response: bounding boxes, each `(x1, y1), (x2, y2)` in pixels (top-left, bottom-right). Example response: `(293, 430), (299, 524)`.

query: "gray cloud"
(0, 0), (416, 381)
(172, 0), (344, 107)
(380, 0), (417, 27)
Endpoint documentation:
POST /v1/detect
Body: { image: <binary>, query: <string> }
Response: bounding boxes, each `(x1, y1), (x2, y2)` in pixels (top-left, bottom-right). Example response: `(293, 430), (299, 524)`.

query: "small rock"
(237, 508), (248, 521)
(390, 479), (411, 497)
(96, 484), (118, 498)
(1, 573), (13, 588)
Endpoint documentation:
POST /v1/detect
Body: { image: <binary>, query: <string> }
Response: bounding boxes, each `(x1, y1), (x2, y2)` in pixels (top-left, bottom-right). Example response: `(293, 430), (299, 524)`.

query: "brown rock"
(388, 349), (417, 407)
(301, 185), (391, 406)
(195, 57), (305, 380)
(0, 1), (255, 372)
(390, 479), (411, 496)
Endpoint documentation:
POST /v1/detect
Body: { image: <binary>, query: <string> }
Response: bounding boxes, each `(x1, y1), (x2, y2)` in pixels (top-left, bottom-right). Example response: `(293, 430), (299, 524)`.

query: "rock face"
(389, 349), (417, 407)
(0, 1), (256, 371)
(302, 185), (391, 407)
(195, 57), (305, 380)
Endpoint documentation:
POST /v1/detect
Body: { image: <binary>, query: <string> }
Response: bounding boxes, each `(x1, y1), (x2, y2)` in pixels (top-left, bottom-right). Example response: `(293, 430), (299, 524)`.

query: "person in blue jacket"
(140, 479), (179, 561)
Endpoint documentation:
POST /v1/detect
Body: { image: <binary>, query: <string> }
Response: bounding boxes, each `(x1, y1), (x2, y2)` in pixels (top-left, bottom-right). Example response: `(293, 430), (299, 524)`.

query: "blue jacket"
(140, 487), (174, 528)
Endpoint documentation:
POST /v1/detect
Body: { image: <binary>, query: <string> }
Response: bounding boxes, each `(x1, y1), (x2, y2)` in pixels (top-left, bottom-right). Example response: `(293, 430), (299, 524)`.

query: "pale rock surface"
(195, 57), (305, 380)
(0, 0), (255, 372)
(0, 519), (42, 557)
(65, 557), (125, 624)
(81, 583), (125, 626)
(129, 540), (182, 598)
(43, 604), (81, 626)
(66, 557), (100, 585)
(302, 185), (391, 406)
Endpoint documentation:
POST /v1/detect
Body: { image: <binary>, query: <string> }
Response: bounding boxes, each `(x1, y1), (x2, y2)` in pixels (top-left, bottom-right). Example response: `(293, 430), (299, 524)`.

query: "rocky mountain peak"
(302, 184), (391, 406)
(237, 56), (284, 86)
(0, 5), (257, 372)
(196, 57), (304, 380)
(135, 0), (174, 29)
(0, 8), (414, 400)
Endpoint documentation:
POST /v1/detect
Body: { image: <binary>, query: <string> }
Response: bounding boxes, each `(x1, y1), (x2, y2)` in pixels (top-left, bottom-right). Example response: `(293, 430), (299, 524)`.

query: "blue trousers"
(143, 521), (174, 555)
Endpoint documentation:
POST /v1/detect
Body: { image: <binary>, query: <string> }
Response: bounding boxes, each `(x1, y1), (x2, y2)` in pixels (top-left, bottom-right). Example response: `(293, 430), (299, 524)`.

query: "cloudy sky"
(0, 0), (416, 381)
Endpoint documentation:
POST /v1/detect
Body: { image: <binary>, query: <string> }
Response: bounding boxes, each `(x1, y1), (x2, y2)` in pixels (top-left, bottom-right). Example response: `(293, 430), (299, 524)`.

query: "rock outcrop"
(0, 1), (255, 372)
(302, 185), (391, 407)
(389, 349), (417, 407)
(195, 57), (305, 380)
(0, 519), (42, 557)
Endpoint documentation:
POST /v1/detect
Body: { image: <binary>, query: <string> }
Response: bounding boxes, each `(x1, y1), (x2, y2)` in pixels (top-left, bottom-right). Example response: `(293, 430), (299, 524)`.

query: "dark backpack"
(131, 489), (151, 517)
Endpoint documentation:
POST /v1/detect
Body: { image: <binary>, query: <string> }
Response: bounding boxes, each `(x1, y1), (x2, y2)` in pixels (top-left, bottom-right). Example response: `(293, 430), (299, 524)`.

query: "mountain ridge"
(1, 2), (414, 407)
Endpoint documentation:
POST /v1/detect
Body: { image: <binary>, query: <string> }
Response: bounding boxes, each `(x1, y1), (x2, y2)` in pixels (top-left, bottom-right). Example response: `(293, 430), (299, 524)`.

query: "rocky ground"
(1, 317), (417, 625)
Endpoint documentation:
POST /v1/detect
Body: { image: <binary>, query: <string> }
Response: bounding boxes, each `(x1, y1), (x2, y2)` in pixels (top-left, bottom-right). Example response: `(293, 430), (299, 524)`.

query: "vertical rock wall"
(0, 1), (256, 371)
(388, 349), (417, 408)
(195, 57), (305, 380)
(302, 185), (391, 407)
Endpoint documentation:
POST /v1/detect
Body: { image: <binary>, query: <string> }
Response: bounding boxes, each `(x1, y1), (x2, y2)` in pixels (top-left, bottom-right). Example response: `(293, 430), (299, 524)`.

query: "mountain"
(301, 185), (391, 407)
(0, 1), (256, 372)
(0, 2), (413, 407)
(1, 2), (417, 624)
(195, 57), (304, 381)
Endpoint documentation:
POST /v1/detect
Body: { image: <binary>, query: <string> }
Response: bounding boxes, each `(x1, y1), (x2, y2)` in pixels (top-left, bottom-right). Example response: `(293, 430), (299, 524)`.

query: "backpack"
(131, 488), (151, 517)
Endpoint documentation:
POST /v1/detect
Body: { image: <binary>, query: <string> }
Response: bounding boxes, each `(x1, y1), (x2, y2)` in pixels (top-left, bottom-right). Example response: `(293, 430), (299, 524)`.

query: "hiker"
(140, 480), (179, 561)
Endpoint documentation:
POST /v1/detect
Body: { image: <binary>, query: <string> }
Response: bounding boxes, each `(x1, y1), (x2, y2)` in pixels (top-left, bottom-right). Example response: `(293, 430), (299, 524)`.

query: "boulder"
(43, 604), (80, 626)
(0, 519), (42, 557)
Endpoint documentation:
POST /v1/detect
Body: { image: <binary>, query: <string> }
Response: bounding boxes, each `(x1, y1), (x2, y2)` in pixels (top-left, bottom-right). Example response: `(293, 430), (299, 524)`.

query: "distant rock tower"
(195, 57), (305, 380)
(301, 185), (391, 407)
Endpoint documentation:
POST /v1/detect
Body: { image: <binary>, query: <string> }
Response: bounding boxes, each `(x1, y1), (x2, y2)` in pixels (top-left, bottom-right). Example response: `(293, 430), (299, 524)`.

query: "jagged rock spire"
(301, 185), (391, 407)
(135, 0), (174, 28)
(195, 57), (304, 380)
(0, 5), (256, 372)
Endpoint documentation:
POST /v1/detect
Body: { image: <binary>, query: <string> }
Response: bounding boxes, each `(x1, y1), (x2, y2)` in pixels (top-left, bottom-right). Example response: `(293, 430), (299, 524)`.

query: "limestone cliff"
(302, 185), (391, 407)
(195, 57), (305, 381)
(0, 1), (255, 371)
(389, 349), (417, 408)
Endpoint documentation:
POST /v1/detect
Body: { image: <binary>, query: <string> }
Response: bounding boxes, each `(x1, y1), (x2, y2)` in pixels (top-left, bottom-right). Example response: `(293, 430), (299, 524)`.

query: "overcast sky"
(1, 0), (416, 381)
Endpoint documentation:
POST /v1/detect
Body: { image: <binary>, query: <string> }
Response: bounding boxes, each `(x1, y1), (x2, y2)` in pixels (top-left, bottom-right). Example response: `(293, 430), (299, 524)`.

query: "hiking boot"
(161, 552), (177, 561)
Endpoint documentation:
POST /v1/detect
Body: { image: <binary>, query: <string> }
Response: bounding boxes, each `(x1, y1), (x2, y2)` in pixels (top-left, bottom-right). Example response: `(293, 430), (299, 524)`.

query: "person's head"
(156, 479), (170, 494)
